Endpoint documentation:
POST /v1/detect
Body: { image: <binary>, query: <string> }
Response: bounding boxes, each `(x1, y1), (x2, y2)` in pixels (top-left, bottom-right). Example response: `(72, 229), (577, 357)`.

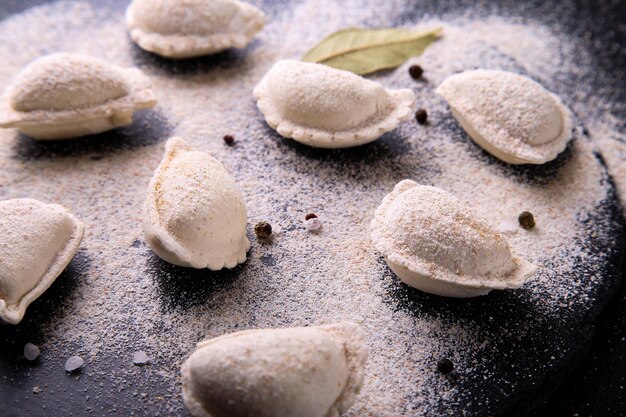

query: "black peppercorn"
(518, 211), (535, 230)
(223, 135), (235, 146)
(415, 109), (428, 124)
(437, 358), (454, 374)
(409, 64), (424, 79)
(254, 221), (272, 239)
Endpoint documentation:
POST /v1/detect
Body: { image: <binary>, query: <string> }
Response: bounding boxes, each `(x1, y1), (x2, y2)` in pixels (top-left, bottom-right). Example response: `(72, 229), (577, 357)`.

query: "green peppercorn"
(518, 211), (535, 230)
(254, 221), (272, 239)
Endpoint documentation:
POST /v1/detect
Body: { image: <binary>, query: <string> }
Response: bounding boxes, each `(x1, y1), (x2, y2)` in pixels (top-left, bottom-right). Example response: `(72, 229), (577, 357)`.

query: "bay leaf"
(302, 27), (442, 75)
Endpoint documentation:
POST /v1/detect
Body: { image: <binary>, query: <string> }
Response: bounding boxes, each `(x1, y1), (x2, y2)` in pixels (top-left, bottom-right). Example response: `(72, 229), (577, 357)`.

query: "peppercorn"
(254, 221), (272, 239)
(415, 109), (428, 124)
(409, 64), (424, 79)
(305, 213), (318, 220)
(437, 358), (454, 374)
(518, 211), (535, 230)
(223, 135), (235, 146)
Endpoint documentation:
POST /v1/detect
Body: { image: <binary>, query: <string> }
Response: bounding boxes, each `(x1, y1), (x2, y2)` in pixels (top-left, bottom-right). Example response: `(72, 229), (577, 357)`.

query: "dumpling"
(370, 180), (537, 297)
(253, 60), (416, 148)
(436, 69), (573, 164)
(0, 53), (156, 140)
(126, 0), (265, 59)
(143, 137), (250, 270)
(0, 199), (84, 324)
(181, 321), (368, 417)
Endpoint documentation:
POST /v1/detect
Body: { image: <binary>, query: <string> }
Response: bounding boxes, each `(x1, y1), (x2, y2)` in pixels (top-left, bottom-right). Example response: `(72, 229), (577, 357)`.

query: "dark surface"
(530, 264), (626, 417)
(0, 1), (625, 416)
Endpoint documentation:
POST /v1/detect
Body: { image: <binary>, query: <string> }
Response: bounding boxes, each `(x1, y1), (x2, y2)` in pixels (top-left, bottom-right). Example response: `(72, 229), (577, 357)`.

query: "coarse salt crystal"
(498, 220), (519, 235)
(65, 355), (85, 372)
(23, 343), (41, 361)
(305, 218), (323, 232)
(133, 350), (150, 365)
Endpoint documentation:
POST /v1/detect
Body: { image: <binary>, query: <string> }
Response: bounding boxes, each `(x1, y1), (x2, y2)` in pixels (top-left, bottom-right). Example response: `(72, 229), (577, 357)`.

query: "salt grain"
(498, 220), (519, 235)
(65, 355), (84, 373)
(133, 351), (150, 365)
(305, 218), (323, 232)
(23, 343), (41, 361)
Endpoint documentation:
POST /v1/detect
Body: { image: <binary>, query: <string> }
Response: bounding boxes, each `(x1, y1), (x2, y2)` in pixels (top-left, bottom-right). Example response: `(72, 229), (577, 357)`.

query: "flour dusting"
(0, 1), (623, 416)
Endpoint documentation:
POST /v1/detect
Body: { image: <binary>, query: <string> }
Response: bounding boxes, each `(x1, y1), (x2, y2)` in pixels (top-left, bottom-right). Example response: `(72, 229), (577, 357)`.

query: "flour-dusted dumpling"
(436, 69), (573, 164)
(0, 53), (156, 140)
(0, 199), (84, 324)
(143, 137), (250, 269)
(370, 180), (537, 297)
(126, 0), (265, 59)
(254, 60), (416, 148)
(181, 321), (368, 417)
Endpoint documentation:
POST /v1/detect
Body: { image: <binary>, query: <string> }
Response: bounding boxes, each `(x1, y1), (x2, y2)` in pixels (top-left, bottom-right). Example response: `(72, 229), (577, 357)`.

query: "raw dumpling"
(143, 137), (250, 269)
(0, 53), (156, 140)
(181, 321), (368, 417)
(253, 60), (416, 148)
(126, 0), (265, 59)
(436, 69), (573, 164)
(0, 199), (84, 325)
(370, 180), (537, 297)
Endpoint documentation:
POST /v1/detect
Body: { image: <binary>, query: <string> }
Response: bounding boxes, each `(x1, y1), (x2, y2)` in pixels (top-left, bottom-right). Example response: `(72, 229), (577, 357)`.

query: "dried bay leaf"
(302, 27), (442, 75)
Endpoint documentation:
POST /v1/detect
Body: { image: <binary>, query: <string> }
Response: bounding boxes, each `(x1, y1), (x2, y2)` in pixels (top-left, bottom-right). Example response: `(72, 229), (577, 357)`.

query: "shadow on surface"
(275, 129), (413, 164)
(12, 110), (170, 161)
(129, 41), (257, 77)
(146, 252), (249, 312)
(263, 122), (435, 182)
(377, 178), (625, 416)
(437, 110), (578, 187)
(0, 251), (90, 366)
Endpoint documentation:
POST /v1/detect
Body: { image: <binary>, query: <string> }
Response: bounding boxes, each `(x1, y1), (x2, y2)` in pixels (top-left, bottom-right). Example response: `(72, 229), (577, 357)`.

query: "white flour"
(0, 1), (622, 416)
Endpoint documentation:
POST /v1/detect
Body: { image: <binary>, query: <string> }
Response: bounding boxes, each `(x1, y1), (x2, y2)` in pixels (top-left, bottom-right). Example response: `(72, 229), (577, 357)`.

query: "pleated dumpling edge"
(126, 0), (265, 59)
(143, 137), (250, 270)
(181, 321), (368, 417)
(371, 180), (537, 297)
(436, 69), (573, 165)
(254, 60), (416, 148)
(0, 198), (84, 325)
(0, 53), (156, 140)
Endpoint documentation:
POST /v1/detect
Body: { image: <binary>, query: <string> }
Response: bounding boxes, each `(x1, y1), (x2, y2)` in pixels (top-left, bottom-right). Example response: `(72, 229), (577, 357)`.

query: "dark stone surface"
(0, 1), (624, 416)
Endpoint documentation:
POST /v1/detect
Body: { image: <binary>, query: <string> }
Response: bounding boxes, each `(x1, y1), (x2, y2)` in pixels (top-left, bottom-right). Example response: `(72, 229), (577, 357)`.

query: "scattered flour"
(0, 1), (623, 416)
